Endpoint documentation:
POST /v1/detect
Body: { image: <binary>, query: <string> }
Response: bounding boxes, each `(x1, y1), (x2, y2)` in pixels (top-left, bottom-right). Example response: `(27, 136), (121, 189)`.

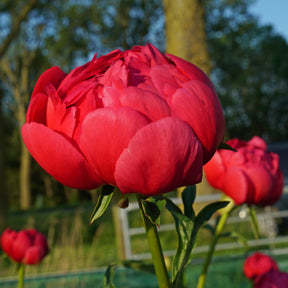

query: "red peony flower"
(253, 270), (288, 288)
(22, 43), (225, 196)
(0, 228), (49, 265)
(204, 136), (283, 205)
(243, 252), (279, 280)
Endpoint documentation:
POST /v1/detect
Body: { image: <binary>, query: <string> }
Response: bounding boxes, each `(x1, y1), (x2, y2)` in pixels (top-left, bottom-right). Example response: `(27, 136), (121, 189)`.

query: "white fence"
(117, 187), (288, 260)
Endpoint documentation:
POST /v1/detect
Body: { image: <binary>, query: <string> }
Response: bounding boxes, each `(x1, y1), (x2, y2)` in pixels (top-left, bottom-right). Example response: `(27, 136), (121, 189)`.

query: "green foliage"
(90, 185), (114, 224)
(181, 185), (196, 220)
(104, 265), (116, 288)
(218, 142), (237, 152)
(206, 0), (288, 142)
(165, 186), (229, 287)
(141, 196), (166, 227)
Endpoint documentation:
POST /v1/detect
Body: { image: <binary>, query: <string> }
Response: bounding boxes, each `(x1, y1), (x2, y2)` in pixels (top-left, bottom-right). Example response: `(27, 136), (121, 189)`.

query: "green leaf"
(165, 198), (193, 286)
(104, 265), (116, 288)
(141, 196), (166, 227)
(193, 201), (230, 233)
(218, 142), (237, 152)
(166, 200), (229, 288)
(90, 185), (114, 224)
(181, 185), (196, 220)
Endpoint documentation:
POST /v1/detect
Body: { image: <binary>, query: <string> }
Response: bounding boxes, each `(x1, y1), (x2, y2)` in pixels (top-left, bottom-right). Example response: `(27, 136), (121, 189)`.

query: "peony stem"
(248, 205), (261, 239)
(137, 195), (171, 288)
(197, 206), (235, 288)
(18, 264), (25, 288)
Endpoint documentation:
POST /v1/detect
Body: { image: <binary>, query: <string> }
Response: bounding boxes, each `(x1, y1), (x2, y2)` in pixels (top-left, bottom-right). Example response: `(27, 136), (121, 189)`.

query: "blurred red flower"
(0, 228), (49, 265)
(22, 43), (225, 196)
(243, 252), (278, 280)
(204, 136), (283, 205)
(253, 270), (288, 288)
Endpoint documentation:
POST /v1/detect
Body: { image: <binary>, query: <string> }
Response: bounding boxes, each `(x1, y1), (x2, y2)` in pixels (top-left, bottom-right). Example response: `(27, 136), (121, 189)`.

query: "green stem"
(197, 207), (235, 288)
(137, 195), (171, 288)
(18, 264), (25, 288)
(248, 205), (261, 239)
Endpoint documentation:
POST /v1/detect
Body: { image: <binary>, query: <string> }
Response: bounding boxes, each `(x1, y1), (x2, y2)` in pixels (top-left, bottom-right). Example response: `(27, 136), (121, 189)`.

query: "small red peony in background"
(21, 43), (225, 196)
(0, 228), (49, 265)
(243, 252), (288, 288)
(204, 136), (283, 206)
(243, 252), (279, 280)
(253, 270), (288, 288)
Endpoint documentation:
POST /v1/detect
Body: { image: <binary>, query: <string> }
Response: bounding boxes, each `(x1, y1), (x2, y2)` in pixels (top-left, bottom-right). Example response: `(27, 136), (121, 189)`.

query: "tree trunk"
(19, 105), (32, 210)
(162, 0), (211, 75)
(18, 59), (32, 210)
(0, 0), (38, 212)
(0, 91), (7, 229)
(163, 0), (214, 197)
(1, 56), (33, 210)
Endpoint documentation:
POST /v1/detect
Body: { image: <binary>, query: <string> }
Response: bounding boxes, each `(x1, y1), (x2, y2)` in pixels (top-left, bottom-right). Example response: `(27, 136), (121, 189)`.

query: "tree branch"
(0, 0), (38, 59)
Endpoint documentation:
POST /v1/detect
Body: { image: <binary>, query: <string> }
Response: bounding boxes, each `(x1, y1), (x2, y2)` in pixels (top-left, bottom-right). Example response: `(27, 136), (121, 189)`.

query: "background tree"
(206, 0), (288, 142)
(162, 0), (211, 74)
(0, 0), (39, 222)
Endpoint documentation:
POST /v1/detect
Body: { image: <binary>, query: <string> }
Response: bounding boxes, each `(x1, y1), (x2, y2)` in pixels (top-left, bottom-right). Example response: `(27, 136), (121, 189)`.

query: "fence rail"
(117, 188), (288, 260)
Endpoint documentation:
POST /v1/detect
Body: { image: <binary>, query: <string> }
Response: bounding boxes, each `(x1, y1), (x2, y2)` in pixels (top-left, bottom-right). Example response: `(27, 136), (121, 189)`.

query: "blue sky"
(249, 0), (288, 40)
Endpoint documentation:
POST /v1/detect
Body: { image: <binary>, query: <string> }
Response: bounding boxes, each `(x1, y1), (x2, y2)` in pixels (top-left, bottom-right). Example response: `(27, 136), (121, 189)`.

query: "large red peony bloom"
(0, 228), (49, 265)
(204, 136), (283, 206)
(22, 43), (225, 196)
(243, 252), (279, 280)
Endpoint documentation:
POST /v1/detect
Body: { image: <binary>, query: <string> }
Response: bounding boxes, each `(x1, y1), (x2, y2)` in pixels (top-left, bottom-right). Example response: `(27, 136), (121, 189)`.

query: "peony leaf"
(141, 196), (166, 227)
(90, 185), (114, 224)
(104, 265), (116, 288)
(165, 198), (194, 286)
(193, 201), (230, 233)
(218, 142), (237, 152)
(166, 199), (229, 287)
(181, 185), (196, 220)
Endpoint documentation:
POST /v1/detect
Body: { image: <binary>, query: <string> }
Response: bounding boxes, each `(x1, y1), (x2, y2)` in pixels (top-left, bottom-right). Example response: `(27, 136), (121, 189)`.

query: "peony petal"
(11, 231), (33, 263)
(24, 246), (46, 265)
(248, 136), (267, 150)
(33, 233), (49, 255)
(204, 151), (226, 190)
(21, 123), (102, 189)
(171, 80), (225, 163)
(101, 87), (122, 108)
(142, 43), (173, 66)
(57, 49), (123, 98)
(222, 167), (253, 205)
(0, 229), (17, 256)
(46, 83), (77, 138)
(99, 60), (128, 87)
(165, 53), (216, 92)
(26, 93), (48, 124)
(243, 252), (278, 280)
(119, 86), (171, 121)
(81, 107), (150, 185)
(247, 166), (274, 206)
(150, 64), (187, 99)
(32, 67), (67, 98)
(115, 117), (203, 196)
(61, 79), (97, 106)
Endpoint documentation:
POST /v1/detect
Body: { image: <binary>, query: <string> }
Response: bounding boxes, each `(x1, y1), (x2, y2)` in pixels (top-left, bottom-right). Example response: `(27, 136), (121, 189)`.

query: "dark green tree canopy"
(206, 0), (288, 142)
